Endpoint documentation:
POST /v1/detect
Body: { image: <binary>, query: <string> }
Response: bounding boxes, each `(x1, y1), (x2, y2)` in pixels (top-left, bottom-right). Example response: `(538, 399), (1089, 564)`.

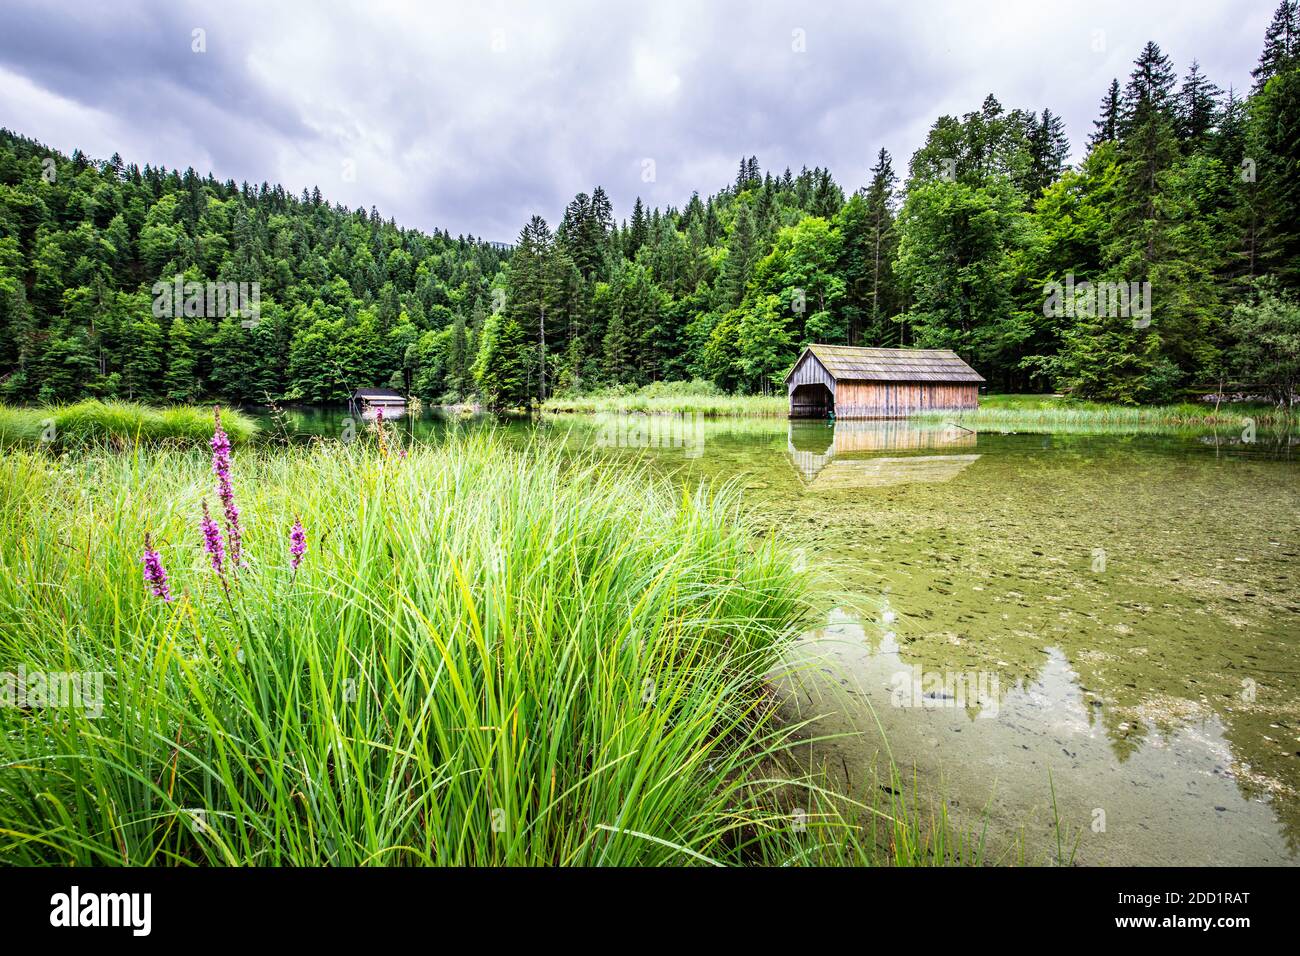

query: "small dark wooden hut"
(351, 388), (407, 416)
(785, 345), (983, 419)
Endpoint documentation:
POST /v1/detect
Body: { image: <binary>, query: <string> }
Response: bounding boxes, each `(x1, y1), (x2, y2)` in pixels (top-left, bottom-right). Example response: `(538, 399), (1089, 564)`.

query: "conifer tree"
(864, 149), (900, 340)
(1175, 60), (1222, 145)
(1252, 63), (1300, 283)
(719, 202), (758, 307)
(1027, 109), (1070, 197)
(601, 304), (631, 384)
(504, 215), (565, 401)
(627, 197), (649, 260)
(1253, 0), (1300, 91)
(1116, 42), (1179, 240)
(476, 313), (530, 409)
(163, 316), (198, 401)
(122, 317), (164, 401)
(446, 309), (469, 400)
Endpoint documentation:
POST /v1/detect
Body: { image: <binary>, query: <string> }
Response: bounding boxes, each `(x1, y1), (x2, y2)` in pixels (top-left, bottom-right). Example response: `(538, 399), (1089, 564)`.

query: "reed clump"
(0, 401), (257, 449)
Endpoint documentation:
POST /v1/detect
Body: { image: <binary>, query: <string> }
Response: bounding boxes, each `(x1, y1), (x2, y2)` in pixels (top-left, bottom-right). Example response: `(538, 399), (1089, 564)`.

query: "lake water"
(255, 406), (1300, 865)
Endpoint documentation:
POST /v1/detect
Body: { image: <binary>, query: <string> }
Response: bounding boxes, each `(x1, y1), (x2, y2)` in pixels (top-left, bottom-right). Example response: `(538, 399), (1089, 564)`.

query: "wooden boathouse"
(785, 345), (983, 419)
(351, 387), (407, 417)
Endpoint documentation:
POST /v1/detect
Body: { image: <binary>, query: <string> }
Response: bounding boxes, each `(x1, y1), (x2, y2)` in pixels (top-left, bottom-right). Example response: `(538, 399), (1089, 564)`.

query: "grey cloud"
(0, 0), (1270, 242)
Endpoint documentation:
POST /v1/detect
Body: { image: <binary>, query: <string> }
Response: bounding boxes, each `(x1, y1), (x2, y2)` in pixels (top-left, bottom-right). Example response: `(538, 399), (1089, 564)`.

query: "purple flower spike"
(211, 406), (244, 567)
(210, 406), (231, 465)
(374, 407), (389, 458)
(142, 533), (172, 602)
(289, 517), (306, 571)
(201, 500), (225, 575)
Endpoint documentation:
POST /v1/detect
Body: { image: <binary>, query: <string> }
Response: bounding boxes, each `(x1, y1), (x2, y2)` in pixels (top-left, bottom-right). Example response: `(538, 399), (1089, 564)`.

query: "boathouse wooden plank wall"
(832, 381), (978, 418)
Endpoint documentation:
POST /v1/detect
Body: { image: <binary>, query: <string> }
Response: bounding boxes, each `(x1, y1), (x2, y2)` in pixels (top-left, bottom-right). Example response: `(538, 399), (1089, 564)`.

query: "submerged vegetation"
(0, 414), (987, 865)
(0, 400), (257, 448)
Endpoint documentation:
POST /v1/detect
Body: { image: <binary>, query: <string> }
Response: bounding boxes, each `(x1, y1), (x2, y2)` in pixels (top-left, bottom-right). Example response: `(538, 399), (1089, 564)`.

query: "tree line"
(482, 6), (1299, 406)
(2, 3), (1298, 408)
(0, 130), (507, 405)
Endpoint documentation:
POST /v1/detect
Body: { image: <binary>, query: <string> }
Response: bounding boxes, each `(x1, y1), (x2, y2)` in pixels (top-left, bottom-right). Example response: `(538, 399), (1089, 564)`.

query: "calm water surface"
(257, 407), (1300, 865)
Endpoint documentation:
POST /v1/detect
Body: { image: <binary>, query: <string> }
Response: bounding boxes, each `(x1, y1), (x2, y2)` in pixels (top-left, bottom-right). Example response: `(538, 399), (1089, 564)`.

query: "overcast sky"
(0, 0), (1272, 242)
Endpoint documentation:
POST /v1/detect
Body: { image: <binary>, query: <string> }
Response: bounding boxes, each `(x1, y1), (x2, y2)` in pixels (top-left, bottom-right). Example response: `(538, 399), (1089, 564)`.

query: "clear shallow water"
(254, 407), (1300, 865)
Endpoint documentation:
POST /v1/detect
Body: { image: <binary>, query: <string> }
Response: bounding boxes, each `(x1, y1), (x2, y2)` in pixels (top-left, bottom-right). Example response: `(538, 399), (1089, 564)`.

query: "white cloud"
(632, 48), (682, 102)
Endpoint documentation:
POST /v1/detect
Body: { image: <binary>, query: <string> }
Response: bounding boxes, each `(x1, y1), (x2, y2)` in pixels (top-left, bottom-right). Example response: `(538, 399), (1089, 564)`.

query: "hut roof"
(787, 345), (985, 384)
(353, 388), (405, 400)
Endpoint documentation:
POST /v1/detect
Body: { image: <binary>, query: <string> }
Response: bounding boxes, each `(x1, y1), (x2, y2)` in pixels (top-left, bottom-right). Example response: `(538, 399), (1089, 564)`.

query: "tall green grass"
(546, 381), (787, 417)
(0, 401), (257, 449)
(918, 393), (1298, 435)
(0, 430), (976, 865)
(546, 394), (787, 416)
(546, 387), (1299, 433)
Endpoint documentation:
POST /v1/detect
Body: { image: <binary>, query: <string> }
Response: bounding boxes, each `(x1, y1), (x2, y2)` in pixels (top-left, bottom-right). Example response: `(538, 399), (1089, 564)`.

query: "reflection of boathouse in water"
(787, 419), (980, 488)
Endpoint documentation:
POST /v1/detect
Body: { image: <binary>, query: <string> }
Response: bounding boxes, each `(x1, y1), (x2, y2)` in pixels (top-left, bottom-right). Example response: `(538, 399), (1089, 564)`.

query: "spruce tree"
(601, 305), (631, 384)
(446, 309), (469, 399)
(719, 202), (758, 307)
(627, 197), (649, 260)
(1120, 42), (1178, 135)
(1116, 42), (1179, 236)
(1253, 0), (1300, 91)
(703, 199), (721, 246)
(163, 316), (198, 401)
(836, 148), (898, 345)
(1027, 109), (1070, 196)
(121, 317), (164, 401)
(1175, 60), (1222, 145)
(866, 149), (900, 339)
(1252, 64), (1300, 283)
(505, 215), (566, 402)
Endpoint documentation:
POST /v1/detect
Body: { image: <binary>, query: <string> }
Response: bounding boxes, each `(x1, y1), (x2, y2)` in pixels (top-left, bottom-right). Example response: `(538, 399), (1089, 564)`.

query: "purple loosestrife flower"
(211, 406), (244, 567)
(142, 533), (172, 602)
(220, 495), (244, 567)
(200, 500), (225, 575)
(289, 517), (306, 571)
(374, 407), (389, 459)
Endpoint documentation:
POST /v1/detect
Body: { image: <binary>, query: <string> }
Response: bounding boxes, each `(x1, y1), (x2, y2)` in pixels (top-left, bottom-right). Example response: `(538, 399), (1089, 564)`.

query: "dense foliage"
(481, 12), (1299, 405)
(0, 130), (507, 405)
(2, 6), (1298, 407)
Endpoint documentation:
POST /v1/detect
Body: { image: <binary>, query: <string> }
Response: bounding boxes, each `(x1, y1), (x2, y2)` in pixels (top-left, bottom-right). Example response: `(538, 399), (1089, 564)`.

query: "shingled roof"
(787, 345), (985, 384)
